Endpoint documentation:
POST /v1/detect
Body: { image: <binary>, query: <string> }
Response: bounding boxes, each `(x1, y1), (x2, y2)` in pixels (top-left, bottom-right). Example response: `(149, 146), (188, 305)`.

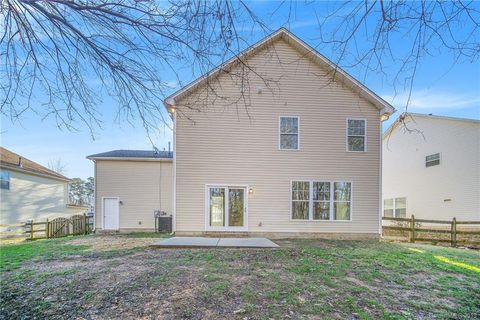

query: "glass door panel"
(228, 188), (244, 227)
(209, 188), (225, 227)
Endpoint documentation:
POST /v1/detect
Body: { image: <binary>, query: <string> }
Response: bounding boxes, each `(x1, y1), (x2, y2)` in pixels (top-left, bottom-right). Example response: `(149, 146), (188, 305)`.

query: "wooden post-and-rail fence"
(382, 215), (480, 247)
(25, 213), (93, 240)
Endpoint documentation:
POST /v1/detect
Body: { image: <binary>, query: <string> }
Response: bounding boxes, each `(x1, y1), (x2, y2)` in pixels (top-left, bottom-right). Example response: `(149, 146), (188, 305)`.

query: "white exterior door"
(103, 197), (119, 230)
(206, 186), (247, 231)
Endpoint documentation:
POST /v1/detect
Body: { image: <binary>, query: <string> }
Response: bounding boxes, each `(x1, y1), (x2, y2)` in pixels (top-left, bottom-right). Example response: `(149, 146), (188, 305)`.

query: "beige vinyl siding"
(174, 39), (381, 235)
(0, 169), (72, 224)
(95, 160), (173, 230)
(383, 116), (480, 221)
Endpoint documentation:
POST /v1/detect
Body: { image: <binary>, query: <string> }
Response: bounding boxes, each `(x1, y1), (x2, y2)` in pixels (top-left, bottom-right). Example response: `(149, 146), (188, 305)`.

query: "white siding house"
(0, 147), (87, 225)
(382, 113), (480, 221)
(165, 28), (395, 238)
(89, 29), (395, 238)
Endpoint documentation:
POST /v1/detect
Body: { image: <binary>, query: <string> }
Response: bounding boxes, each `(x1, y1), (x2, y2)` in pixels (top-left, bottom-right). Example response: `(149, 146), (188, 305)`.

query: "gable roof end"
(164, 28), (395, 120)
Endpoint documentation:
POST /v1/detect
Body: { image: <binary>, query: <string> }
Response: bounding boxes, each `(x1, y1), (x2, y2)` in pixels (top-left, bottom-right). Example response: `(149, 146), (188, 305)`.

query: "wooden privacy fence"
(382, 215), (480, 247)
(25, 213), (93, 240)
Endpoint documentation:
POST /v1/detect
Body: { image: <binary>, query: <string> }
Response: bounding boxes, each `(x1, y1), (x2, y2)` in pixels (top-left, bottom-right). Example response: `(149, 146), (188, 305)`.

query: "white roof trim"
(405, 112), (480, 123)
(383, 112), (480, 140)
(164, 28), (395, 118)
(0, 164), (71, 182)
(87, 156), (173, 162)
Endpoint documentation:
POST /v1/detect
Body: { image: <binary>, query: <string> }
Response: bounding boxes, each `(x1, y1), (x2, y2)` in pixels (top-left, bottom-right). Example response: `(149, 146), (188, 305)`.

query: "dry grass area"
(1, 234), (479, 319)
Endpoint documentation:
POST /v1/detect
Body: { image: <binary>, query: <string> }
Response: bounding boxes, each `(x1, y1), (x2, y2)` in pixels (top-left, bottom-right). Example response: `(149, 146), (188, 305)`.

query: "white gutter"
(86, 157), (173, 162)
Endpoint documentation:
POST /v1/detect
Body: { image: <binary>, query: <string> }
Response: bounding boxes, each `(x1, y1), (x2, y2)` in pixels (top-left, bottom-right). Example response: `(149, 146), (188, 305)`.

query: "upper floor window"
(279, 117), (299, 150)
(347, 119), (366, 152)
(426, 153), (440, 167)
(0, 171), (10, 190)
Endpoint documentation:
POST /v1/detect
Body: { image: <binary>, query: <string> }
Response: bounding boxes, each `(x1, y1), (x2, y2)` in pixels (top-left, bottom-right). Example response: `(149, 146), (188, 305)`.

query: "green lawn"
(1, 235), (479, 319)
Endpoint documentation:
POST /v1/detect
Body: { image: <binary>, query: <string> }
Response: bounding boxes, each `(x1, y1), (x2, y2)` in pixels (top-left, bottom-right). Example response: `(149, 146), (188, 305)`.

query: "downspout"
(379, 107), (394, 236)
(159, 153), (162, 231)
(164, 98), (177, 236)
(92, 159), (97, 231)
(379, 113), (383, 237)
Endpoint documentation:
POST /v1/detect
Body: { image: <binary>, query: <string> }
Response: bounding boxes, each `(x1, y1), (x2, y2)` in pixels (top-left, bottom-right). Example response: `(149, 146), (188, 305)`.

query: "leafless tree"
(1, 1), (478, 138)
(47, 157), (67, 175)
(307, 0), (479, 127)
(0, 0), (268, 139)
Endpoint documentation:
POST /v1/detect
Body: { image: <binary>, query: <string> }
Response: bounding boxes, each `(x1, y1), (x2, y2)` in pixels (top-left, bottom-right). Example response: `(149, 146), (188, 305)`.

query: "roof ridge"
(0, 147), (70, 181)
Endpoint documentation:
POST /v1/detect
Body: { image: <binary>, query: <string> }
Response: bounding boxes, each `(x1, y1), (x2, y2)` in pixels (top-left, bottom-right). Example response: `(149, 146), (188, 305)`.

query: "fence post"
(83, 213), (87, 235)
(409, 215), (415, 243)
(30, 220), (34, 240)
(451, 217), (457, 247)
(46, 218), (50, 239)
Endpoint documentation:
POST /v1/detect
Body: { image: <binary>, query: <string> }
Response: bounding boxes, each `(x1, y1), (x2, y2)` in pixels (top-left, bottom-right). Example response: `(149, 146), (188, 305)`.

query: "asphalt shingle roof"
(0, 147), (70, 181)
(87, 149), (173, 159)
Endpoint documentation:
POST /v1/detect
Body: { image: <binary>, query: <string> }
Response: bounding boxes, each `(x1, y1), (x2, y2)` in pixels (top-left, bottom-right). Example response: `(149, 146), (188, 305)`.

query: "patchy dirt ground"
(1, 234), (479, 319)
(67, 234), (157, 251)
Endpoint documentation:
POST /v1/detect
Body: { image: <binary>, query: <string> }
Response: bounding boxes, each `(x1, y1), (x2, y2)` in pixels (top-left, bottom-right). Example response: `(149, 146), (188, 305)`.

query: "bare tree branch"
(0, 0), (267, 142)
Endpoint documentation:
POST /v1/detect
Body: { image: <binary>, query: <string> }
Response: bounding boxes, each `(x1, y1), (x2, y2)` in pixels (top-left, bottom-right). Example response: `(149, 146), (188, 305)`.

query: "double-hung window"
(383, 197), (407, 218)
(347, 119), (366, 152)
(279, 117), (299, 150)
(383, 199), (394, 217)
(0, 171), (10, 190)
(292, 181), (351, 221)
(334, 182), (352, 220)
(313, 182), (330, 220)
(394, 197), (407, 217)
(291, 181), (309, 219)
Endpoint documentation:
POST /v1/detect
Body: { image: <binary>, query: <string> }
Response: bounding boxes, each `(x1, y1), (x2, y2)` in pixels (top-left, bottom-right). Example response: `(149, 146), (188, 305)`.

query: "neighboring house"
(90, 28), (395, 238)
(0, 147), (87, 225)
(383, 113), (480, 221)
(87, 150), (173, 231)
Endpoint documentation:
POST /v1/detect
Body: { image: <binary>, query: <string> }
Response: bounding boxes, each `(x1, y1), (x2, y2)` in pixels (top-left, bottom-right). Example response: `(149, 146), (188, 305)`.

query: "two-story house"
(383, 113), (480, 221)
(90, 28), (395, 238)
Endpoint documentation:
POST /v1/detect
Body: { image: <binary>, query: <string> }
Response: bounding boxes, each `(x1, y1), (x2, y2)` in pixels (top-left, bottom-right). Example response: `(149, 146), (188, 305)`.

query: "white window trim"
(383, 197), (407, 218)
(346, 118), (367, 152)
(290, 180), (353, 222)
(290, 180), (311, 221)
(204, 184), (249, 232)
(279, 116), (300, 150)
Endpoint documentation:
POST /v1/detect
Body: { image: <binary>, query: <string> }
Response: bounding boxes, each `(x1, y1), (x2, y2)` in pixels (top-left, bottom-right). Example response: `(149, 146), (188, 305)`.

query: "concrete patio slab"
(217, 237), (279, 248)
(152, 237), (278, 248)
(152, 237), (219, 247)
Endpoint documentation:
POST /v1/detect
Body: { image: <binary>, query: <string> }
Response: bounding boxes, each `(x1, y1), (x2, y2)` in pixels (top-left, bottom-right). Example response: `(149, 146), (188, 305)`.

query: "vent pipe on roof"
(18, 157), (23, 168)
(168, 142), (171, 155)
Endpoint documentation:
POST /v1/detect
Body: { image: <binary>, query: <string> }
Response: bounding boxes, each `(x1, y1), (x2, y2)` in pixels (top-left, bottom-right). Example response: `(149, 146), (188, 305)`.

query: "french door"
(206, 186), (247, 231)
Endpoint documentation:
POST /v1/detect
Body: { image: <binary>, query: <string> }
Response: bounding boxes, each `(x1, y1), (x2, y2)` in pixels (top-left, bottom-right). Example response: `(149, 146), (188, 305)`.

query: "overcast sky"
(1, 1), (479, 179)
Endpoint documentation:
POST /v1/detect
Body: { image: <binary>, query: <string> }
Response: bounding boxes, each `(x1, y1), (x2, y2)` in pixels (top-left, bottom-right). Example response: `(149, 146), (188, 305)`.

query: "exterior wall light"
(249, 187), (253, 194)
